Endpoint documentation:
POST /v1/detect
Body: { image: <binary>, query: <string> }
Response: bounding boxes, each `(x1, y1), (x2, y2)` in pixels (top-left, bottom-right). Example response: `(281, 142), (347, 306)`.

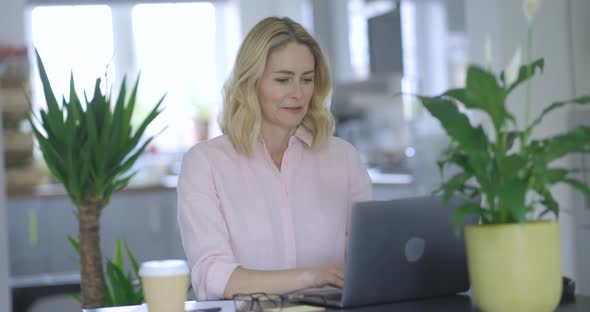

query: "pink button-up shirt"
(177, 127), (372, 300)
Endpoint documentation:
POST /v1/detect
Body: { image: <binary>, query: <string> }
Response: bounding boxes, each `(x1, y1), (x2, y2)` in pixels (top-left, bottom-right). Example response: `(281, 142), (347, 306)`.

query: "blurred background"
(0, 0), (589, 311)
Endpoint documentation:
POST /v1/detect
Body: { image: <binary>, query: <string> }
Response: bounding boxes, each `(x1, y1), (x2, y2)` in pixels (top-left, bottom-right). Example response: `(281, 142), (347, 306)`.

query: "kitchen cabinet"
(7, 188), (185, 276)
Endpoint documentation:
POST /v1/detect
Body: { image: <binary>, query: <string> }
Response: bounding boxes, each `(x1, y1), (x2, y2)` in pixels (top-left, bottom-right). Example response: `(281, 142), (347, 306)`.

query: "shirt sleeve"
(343, 142), (373, 249)
(346, 144), (373, 204)
(177, 146), (240, 301)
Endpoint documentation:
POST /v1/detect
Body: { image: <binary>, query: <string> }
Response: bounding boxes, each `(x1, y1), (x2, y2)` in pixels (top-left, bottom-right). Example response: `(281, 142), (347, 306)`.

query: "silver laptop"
(296, 195), (478, 308)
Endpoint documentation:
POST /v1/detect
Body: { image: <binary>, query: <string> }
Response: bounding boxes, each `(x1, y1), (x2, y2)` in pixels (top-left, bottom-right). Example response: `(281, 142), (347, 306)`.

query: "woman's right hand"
(224, 264), (346, 298)
(308, 263), (345, 289)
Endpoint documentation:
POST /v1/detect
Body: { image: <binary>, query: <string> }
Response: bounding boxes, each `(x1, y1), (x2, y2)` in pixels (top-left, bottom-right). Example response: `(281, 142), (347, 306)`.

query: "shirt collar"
(257, 125), (313, 148)
(294, 126), (313, 147)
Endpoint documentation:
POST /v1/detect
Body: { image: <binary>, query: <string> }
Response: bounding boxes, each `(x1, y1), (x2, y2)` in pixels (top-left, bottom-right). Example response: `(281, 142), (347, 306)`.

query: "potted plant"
(28, 49), (165, 308)
(418, 2), (590, 311)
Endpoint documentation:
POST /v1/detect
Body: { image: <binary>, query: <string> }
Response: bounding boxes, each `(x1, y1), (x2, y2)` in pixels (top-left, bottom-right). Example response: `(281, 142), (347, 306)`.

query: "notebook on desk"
(296, 195), (478, 308)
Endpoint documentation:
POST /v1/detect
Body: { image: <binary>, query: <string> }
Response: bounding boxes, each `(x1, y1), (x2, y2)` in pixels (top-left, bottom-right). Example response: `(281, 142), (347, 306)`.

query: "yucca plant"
(28, 49), (164, 308)
(419, 58), (590, 233)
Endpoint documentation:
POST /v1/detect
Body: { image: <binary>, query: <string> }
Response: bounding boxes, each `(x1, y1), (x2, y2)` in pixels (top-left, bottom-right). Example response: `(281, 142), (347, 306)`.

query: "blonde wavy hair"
(219, 16), (334, 155)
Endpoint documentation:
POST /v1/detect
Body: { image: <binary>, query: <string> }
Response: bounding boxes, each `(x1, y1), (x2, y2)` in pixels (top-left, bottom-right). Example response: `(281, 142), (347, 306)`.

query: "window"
(131, 3), (217, 152)
(31, 5), (115, 109)
(347, 0), (369, 80)
(29, 2), (238, 157)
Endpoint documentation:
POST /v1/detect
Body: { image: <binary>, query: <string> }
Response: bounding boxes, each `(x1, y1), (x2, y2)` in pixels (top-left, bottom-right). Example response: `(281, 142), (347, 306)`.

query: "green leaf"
(92, 88), (109, 149)
(452, 202), (483, 236)
(85, 90), (100, 151)
(540, 126), (590, 162)
(68, 294), (81, 303)
(505, 131), (521, 150)
(121, 75), (141, 143)
(438, 145), (494, 195)
(67, 235), (80, 255)
(420, 97), (493, 193)
(527, 96), (590, 134)
(124, 241), (141, 280)
(502, 58), (544, 94)
(30, 123), (66, 183)
(90, 78), (106, 135)
(440, 172), (473, 203)
(498, 181), (527, 223)
(562, 178), (590, 197)
(106, 261), (122, 306)
(114, 239), (124, 271)
(103, 173), (137, 203)
(113, 173), (136, 192)
(114, 137), (154, 177)
(35, 49), (59, 110)
(538, 189), (559, 219)
(79, 146), (92, 192)
(65, 152), (82, 205)
(439, 146), (469, 172)
(498, 154), (526, 181)
(106, 261), (137, 306)
(108, 77), (127, 155)
(445, 66), (512, 130)
(419, 96), (489, 153)
(63, 107), (82, 203)
(546, 168), (569, 184)
(34, 49), (64, 137)
(118, 95), (165, 161)
(103, 281), (114, 307)
(69, 72), (83, 124)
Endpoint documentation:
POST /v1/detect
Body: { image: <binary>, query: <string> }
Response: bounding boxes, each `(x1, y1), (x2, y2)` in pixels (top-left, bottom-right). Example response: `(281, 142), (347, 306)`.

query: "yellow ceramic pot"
(465, 221), (562, 312)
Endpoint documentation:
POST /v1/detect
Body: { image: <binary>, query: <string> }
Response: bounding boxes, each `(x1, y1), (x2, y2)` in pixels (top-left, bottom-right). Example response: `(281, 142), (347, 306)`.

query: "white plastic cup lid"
(139, 259), (189, 277)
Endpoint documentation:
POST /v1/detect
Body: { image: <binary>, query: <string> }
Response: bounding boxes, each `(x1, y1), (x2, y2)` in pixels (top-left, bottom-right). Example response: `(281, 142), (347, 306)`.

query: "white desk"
(82, 296), (590, 312)
(84, 300), (235, 312)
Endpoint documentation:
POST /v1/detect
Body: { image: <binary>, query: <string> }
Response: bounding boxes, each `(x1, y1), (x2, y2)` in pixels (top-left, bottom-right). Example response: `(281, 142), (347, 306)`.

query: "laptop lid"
(337, 195), (478, 307)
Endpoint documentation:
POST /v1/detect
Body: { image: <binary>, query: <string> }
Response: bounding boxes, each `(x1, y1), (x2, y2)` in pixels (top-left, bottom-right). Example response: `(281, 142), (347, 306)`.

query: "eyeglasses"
(232, 293), (287, 312)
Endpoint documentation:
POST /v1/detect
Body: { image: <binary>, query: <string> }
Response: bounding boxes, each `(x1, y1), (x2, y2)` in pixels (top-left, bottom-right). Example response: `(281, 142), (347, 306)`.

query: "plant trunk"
(78, 198), (105, 308)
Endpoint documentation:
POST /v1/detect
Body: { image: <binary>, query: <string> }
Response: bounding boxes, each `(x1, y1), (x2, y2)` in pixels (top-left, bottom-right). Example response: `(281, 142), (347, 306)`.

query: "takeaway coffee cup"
(139, 259), (190, 312)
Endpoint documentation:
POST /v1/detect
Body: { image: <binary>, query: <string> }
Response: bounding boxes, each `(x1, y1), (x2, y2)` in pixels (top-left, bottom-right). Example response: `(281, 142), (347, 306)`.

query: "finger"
(330, 276), (344, 289)
(332, 271), (344, 286)
(334, 269), (344, 281)
(329, 264), (344, 274)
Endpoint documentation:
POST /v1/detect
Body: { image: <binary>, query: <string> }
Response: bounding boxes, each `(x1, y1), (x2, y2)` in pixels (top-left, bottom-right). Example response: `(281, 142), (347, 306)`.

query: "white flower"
(523, 0), (541, 24)
(484, 35), (493, 69)
(505, 47), (522, 85)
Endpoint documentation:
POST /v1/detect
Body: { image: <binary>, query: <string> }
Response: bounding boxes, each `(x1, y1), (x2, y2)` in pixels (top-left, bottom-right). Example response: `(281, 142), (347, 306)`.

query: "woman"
(177, 16), (372, 301)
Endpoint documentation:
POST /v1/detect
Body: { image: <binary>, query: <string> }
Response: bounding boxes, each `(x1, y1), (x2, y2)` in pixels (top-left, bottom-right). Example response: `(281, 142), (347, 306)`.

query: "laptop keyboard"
(301, 290), (342, 301)
(321, 292), (342, 300)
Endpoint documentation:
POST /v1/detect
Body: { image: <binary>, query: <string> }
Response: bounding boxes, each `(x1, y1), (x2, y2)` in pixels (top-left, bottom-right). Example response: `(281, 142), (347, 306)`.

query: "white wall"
(0, 0), (25, 45)
(1, 0), (26, 309)
(402, 0), (449, 95)
(465, 0), (590, 289)
(311, 0), (353, 83)
(0, 117), (11, 312)
(569, 0), (590, 295)
(236, 0), (308, 37)
(0, 84), (12, 312)
(570, 1), (590, 97)
(236, 0), (354, 84)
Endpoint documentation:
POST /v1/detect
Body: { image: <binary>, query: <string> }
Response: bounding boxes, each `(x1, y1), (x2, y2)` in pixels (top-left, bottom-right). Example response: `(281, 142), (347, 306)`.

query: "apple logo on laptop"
(405, 237), (426, 263)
